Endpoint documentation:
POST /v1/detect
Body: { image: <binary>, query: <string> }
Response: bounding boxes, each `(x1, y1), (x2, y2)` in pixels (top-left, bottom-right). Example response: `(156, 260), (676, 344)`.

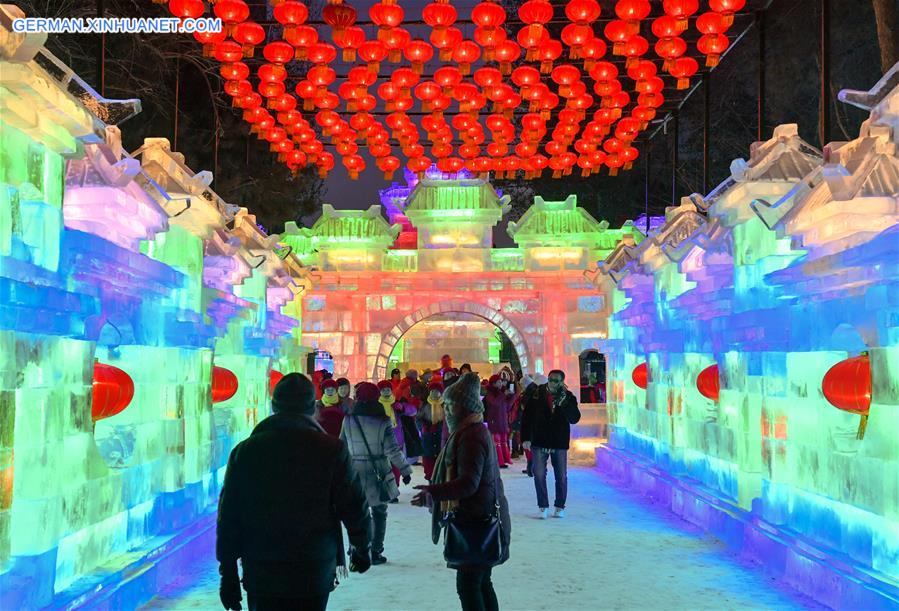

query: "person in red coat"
(484, 374), (514, 468)
(315, 379), (345, 438)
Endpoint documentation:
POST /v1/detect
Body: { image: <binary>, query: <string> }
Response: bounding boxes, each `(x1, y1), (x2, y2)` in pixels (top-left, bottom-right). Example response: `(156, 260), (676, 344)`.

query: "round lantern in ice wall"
(697, 364), (720, 402)
(632, 362), (648, 389)
(822, 354), (871, 439)
(92, 362), (135, 422)
(270, 369), (285, 394)
(212, 366), (239, 403)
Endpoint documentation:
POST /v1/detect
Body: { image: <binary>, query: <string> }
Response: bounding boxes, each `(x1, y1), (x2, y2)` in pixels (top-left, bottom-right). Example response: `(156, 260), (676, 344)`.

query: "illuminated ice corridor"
(141, 466), (820, 610)
(1, 7), (899, 611)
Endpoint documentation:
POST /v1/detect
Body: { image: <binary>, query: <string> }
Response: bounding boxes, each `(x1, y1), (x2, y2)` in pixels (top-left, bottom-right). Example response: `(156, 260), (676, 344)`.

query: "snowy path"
(142, 461), (815, 610)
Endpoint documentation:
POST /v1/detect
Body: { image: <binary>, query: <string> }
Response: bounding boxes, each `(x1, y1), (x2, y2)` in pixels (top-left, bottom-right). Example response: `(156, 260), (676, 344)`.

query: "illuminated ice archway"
(372, 300), (532, 381)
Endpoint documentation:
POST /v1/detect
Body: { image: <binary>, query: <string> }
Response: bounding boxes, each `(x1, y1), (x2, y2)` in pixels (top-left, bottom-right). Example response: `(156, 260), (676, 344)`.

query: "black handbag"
(443, 501), (502, 568)
(352, 415), (394, 504)
(441, 427), (503, 568)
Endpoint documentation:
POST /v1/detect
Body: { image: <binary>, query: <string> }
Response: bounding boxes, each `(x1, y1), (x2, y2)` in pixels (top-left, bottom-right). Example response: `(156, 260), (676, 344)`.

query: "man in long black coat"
(216, 373), (372, 611)
(521, 369), (581, 519)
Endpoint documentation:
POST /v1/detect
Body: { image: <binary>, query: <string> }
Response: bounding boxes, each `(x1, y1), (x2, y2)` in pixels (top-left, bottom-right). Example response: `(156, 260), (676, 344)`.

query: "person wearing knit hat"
(518, 374), (543, 476)
(217, 373), (371, 611)
(411, 372), (511, 608)
(418, 380), (446, 481)
(397, 370), (425, 465)
(377, 379), (418, 488)
(336, 378), (353, 414)
(484, 374), (514, 469)
(315, 379), (345, 438)
(342, 381), (413, 566)
(510, 375), (534, 461)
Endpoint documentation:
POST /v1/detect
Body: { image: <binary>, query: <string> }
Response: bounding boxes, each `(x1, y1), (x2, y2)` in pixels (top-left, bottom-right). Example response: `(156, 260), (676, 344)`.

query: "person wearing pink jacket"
(484, 374), (514, 468)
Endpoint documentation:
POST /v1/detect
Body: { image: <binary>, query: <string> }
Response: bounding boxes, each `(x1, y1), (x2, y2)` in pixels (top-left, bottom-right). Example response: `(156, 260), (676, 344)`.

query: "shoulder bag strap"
(352, 415), (379, 463)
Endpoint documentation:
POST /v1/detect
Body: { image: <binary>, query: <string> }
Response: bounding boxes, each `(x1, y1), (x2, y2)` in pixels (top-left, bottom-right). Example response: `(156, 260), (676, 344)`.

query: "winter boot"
(553, 507), (566, 519)
(539, 507), (550, 519)
(371, 551), (388, 565)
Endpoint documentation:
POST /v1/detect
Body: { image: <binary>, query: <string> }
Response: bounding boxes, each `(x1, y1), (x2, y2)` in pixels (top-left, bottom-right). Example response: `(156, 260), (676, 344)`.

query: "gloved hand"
(402, 473), (412, 485)
(349, 547), (371, 574)
(218, 561), (242, 610)
(522, 441), (531, 451)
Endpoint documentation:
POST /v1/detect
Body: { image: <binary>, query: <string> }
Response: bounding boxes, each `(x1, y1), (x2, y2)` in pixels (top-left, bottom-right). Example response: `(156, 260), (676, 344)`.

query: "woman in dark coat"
(412, 373), (511, 611)
(341, 382), (413, 565)
(483, 374), (514, 469)
(418, 380), (446, 481)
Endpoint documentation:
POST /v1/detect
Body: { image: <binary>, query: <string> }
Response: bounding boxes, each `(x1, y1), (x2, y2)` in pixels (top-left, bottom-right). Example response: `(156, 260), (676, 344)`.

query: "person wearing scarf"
(216, 373), (371, 611)
(412, 373), (511, 611)
(418, 381), (446, 481)
(377, 380), (417, 487)
(336, 377), (354, 414)
(315, 379), (345, 438)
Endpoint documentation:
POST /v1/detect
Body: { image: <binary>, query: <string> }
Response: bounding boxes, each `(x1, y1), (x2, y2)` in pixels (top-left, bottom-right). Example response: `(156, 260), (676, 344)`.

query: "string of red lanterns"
(175, 0), (749, 180)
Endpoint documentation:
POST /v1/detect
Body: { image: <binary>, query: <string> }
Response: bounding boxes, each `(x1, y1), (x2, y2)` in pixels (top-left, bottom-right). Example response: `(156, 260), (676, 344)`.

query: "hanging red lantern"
(822, 355), (872, 416)
(215, 41), (244, 63)
(710, 0), (745, 27)
(285, 25), (318, 59)
(566, 0), (601, 23)
(404, 40), (434, 74)
(377, 155), (401, 180)
(220, 61), (250, 81)
(232, 22), (265, 57)
(696, 11), (728, 34)
(655, 37), (688, 70)
(263, 41), (296, 65)
(632, 362), (648, 389)
(431, 26), (463, 61)
(669, 56), (698, 89)
(359, 40), (388, 72)
(495, 40), (522, 75)
(274, 1), (309, 37)
(307, 42), (338, 65)
(621, 35), (649, 68)
(343, 154), (365, 180)
(214, 0), (249, 34)
(663, 0), (699, 30)
(323, 1), (356, 34)
(434, 65), (463, 96)
(519, 0), (553, 37)
(212, 366), (239, 403)
(169, 0), (204, 20)
(697, 33), (729, 66)
(333, 26), (364, 62)
(91, 362), (135, 422)
(603, 20), (630, 55)
(615, 0), (650, 35)
(697, 364), (720, 401)
(383, 27), (411, 63)
(560, 24), (593, 59)
(370, 1), (404, 38)
(537, 38), (563, 74)
(270, 370), (285, 394)
(423, 1), (458, 31)
(453, 41), (482, 75)
(194, 30), (226, 57)
(551, 64), (580, 98)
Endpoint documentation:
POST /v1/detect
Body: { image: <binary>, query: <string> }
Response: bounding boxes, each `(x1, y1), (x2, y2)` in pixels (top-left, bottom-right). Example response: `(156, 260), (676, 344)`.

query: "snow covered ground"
(142, 460), (817, 610)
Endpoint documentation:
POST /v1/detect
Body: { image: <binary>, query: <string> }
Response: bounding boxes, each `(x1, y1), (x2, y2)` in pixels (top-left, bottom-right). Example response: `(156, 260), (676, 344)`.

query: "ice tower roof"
(308, 204), (400, 248)
(404, 175), (511, 223)
(507, 195), (608, 247)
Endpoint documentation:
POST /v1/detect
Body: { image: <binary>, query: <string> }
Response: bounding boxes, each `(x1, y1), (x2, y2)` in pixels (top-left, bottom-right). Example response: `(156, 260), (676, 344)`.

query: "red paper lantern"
(566, 0), (601, 23)
(334, 26), (364, 61)
(453, 41), (482, 75)
(405, 40), (434, 74)
(285, 25), (318, 59)
(263, 41), (295, 65)
(551, 64), (580, 98)
(710, 0), (745, 27)
(169, 0), (204, 19)
(423, 1), (458, 30)
(91, 362), (135, 422)
(232, 22), (264, 57)
(431, 26), (463, 61)
(537, 38), (563, 74)
(215, 41), (244, 63)
(603, 20), (630, 55)
(270, 370), (285, 394)
(697, 364), (720, 402)
(632, 362), (648, 389)
(518, 0), (554, 43)
(822, 355), (871, 416)
(220, 61), (250, 81)
(359, 40), (388, 72)
(323, 2), (356, 33)
(697, 11), (728, 34)
(370, 1), (404, 36)
(214, 0), (249, 32)
(560, 24), (593, 59)
(212, 366), (239, 403)
(663, 0), (699, 29)
(697, 33), (729, 66)
(669, 56), (698, 89)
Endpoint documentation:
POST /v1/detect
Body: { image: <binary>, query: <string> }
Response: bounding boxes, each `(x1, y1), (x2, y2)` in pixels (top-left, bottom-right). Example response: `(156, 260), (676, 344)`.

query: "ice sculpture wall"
(590, 69), (899, 607)
(281, 174), (644, 382)
(0, 17), (309, 608)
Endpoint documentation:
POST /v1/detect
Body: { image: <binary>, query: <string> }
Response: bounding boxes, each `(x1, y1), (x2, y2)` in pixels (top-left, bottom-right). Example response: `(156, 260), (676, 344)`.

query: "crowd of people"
(216, 354), (581, 611)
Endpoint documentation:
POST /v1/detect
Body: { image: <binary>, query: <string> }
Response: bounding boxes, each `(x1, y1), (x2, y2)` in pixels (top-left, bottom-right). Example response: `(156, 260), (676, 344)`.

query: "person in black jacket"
(412, 373), (511, 611)
(216, 373), (372, 611)
(520, 369), (581, 519)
